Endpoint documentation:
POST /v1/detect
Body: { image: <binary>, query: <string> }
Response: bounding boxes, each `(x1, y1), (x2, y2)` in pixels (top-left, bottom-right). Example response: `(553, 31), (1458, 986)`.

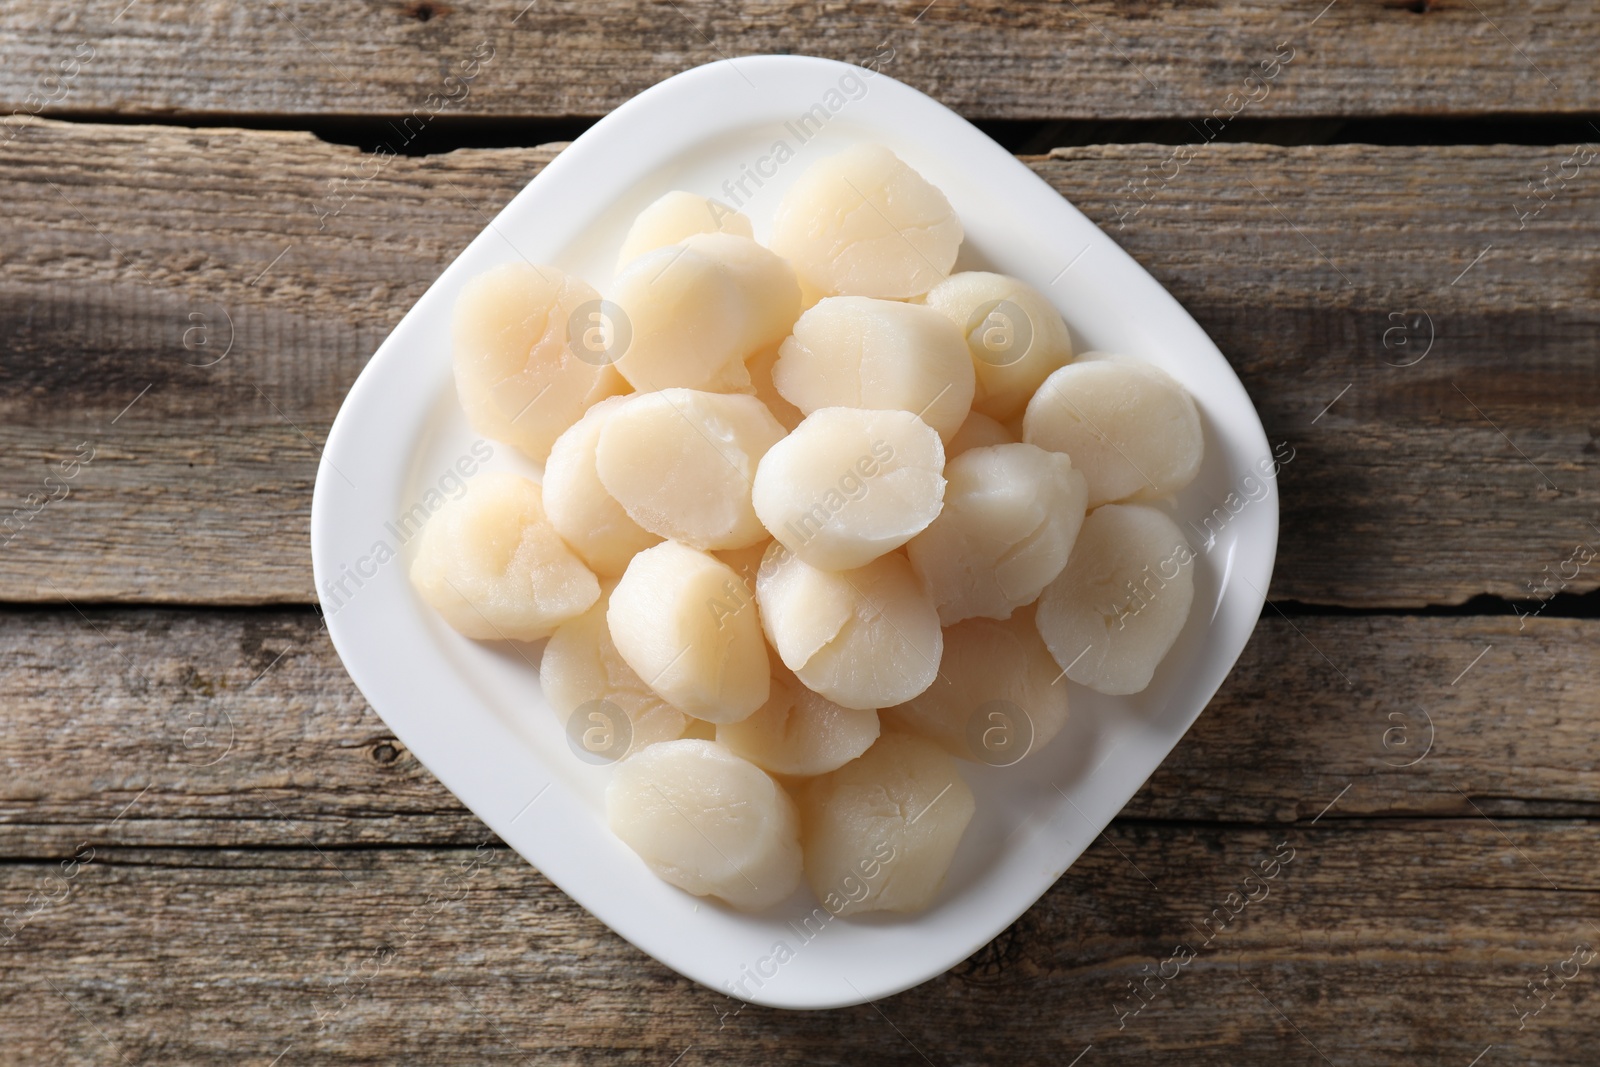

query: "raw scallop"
(1034, 503), (1196, 695)
(542, 395), (662, 575)
(945, 411), (1015, 458)
(452, 263), (627, 463)
(1024, 356), (1202, 507)
(885, 610), (1069, 765)
(718, 664), (880, 777)
(770, 144), (962, 299)
(596, 389), (785, 551)
(751, 407), (945, 571)
(745, 343), (805, 431)
(756, 545), (941, 710)
(409, 472), (599, 641)
(906, 443), (1087, 624)
(609, 233), (800, 393)
(608, 540), (770, 721)
(924, 271), (1075, 422)
(798, 733), (974, 915)
(616, 191), (753, 269)
(773, 296), (974, 443)
(607, 739), (801, 911)
(541, 586), (689, 760)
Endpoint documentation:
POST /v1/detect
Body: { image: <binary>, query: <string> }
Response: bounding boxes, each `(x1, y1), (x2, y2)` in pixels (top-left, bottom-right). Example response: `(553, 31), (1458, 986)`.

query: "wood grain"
(1, 121), (1597, 607)
(1, 1), (1597, 121)
(3, 9), (1593, 1065)
(1, 825), (1595, 1065)
(1, 609), (1593, 854)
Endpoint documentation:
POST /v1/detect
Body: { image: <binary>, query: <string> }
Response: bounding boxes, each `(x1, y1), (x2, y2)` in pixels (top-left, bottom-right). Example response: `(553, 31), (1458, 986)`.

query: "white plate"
(310, 55), (1278, 1011)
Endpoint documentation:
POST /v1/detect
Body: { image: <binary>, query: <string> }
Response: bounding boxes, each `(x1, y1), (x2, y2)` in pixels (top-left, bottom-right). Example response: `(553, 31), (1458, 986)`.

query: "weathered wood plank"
(1, 609), (1593, 852)
(1, 121), (1597, 605)
(0, 608), (483, 851)
(1, 824), (1595, 1064)
(2, 1), (1597, 121)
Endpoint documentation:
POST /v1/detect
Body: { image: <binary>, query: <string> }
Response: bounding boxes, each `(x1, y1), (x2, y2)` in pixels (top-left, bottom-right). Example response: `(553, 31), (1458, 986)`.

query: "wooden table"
(2, 3), (1597, 1063)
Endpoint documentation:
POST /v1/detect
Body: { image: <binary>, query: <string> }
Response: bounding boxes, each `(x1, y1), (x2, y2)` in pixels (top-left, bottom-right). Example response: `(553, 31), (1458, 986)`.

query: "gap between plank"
(19, 110), (1600, 156)
(0, 591), (1593, 619)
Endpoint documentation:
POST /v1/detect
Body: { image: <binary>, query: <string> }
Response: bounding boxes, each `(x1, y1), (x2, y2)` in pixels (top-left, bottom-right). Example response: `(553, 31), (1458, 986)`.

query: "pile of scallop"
(409, 144), (1204, 916)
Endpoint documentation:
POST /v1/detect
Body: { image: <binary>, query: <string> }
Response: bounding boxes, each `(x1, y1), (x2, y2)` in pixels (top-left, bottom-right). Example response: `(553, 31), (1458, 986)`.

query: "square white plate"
(310, 55), (1277, 1010)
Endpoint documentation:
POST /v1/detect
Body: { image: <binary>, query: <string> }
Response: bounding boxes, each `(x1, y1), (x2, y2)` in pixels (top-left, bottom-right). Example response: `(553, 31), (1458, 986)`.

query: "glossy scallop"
(452, 263), (627, 463)
(609, 233), (800, 393)
(595, 389), (785, 551)
(409, 471), (599, 641)
(616, 190), (753, 269)
(1034, 503), (1196, 696)
(924, 271), (1075, 422)
(540, 585), (689, 759)
(906, 443), (1087, 625)
(884, 610), (1069, 765)
(773, 296), (974, 443)
(607, 739), (802, 911)
(608, 540), (770, 722)
(718, 664), (880, 777)
(542, 395), (662, 575)
(752, 407), (946, 571)
(770, 144), (962, 299)
(756, 545), (942, 711)
(798, 733), (975, 915)
(1024, 356), (1203, 508)
(945, 411), (1015, 458)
